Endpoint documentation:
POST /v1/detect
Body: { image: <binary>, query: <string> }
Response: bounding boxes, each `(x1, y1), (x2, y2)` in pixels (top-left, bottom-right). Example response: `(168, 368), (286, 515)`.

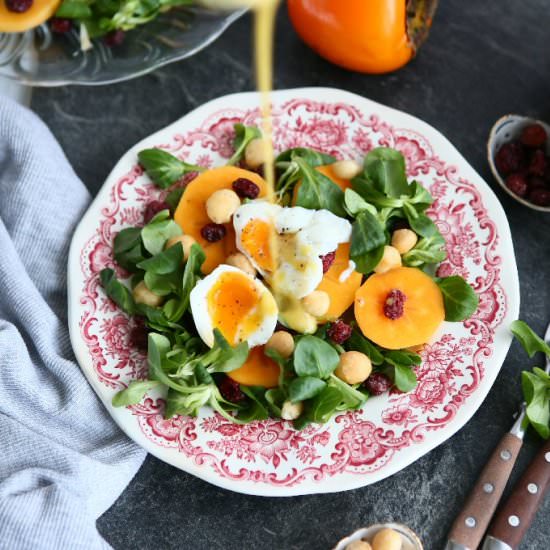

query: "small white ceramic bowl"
(487, 114), (550, 212)
(333, 523), (423, 550)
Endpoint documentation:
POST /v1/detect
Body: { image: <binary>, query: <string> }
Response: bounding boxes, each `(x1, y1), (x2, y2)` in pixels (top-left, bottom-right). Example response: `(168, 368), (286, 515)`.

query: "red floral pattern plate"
(68, 88), (520, 496)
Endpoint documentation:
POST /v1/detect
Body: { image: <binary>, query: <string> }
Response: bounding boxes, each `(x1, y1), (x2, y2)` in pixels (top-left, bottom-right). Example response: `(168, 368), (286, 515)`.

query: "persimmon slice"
(354, 266), (444, 349)
(0, 0), (60, 32)
(174, 166), (268, 274)
(316, 242), (362, 321)
(227, 345), (280, 388)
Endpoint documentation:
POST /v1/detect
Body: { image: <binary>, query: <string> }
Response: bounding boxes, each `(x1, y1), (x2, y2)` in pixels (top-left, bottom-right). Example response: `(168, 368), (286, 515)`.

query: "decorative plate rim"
(67, 87), (520, 496)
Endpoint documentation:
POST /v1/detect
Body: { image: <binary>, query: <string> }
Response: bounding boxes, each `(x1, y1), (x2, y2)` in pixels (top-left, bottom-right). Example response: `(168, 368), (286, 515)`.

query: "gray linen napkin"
(0, 97), (146, 549)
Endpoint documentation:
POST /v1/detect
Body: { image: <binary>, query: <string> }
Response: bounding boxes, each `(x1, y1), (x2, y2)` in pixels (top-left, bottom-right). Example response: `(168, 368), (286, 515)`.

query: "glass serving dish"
(0, 6), (245, 86)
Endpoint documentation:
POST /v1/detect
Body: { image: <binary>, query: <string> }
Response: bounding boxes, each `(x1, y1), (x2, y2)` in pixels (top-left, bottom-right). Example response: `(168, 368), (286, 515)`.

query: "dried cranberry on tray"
(493, 122), (550, 207)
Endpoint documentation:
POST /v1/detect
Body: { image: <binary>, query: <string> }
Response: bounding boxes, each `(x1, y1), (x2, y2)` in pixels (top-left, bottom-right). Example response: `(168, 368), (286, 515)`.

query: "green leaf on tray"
(344, 188), (378, 217)
(436, 276), (479, 322)
(522, 368), (550, 439)
(511, 320), (550, 358)
(138, 149), (203, 189)
(112, 380), (161, 407)
(402, 232), (447, 267)
(293, 335), (340, 379)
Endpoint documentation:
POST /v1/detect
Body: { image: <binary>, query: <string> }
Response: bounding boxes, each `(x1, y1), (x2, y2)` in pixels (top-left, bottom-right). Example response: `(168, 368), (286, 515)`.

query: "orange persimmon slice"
(316, 242), (362, 321)
(174, 166), (268, 274)
(355, 266), (445, 349)
(227, 345), (280, 388)
(0, 0), (60, 32)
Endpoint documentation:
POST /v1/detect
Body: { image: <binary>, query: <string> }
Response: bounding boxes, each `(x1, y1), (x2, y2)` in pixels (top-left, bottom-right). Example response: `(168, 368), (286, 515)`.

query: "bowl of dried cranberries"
(488, 114), (550, 211)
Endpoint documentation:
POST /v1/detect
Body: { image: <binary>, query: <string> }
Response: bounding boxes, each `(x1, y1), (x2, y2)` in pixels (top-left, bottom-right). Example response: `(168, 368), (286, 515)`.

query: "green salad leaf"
(511, 320), (550, 357)
(288, 377), (326, 402)
(100, 268), (136, 315)
(137, 242), (183, 274)
(227, 123), (262, 166)
(392, 364), (418, 393)
(350, 210), (387, 273)
(112, 380), (161, 407)
(141, 210), (182, 256)
(113, 227), (145, 272)
(437, 276), (479, 322)
(294, 157), (346, 217)
(363, 147), (410, 198)
(522, 368), (550, 439)
(293, 336), (340, 379)
(138, 149), (202, 189)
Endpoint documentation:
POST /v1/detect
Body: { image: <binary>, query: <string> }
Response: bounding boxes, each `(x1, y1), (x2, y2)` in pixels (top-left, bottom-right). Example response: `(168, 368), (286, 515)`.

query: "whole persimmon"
(287, 0), (438, 74)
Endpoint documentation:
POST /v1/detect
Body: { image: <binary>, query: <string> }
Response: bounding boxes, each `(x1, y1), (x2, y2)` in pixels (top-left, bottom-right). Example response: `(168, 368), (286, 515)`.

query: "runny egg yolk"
(206, 271), (276, 344)
(240, 218), (276, 272)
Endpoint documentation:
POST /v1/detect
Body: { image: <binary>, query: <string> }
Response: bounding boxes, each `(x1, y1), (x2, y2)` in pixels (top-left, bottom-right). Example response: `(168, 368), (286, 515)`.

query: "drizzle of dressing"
(338, 260), (357, 283)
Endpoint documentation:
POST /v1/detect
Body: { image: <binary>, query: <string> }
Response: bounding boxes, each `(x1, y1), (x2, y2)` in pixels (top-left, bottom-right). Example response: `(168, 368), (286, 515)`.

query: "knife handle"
(484, 437), (550, 550)
(446, 432), (523, 550)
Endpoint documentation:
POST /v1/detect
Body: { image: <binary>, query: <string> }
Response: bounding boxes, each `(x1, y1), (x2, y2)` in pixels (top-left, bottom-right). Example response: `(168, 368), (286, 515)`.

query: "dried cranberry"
(232, 178), (260, 199)
(528, 149), (547, 177)
(6, 0), (32, 12)
(383, 289), (407, 320)
(520, 124), (547, 148)
(143, 200), (169, 224)
(495, 142), (525, 175)
(391, 218), (410, 231)
(320, 251), (336, 273)
(528, 188), (550, 207)
(327, 320), (352, 344)
(104, 30), (125, 47)
(364, 373), (392, 396)
(130, 324), (148, 351)
(505, 173), (528, 197)
(201, 223), (226, 242)
(528, 176), (546, 190)
(50, 17), (72, 33)
(219, 377), (245, 403)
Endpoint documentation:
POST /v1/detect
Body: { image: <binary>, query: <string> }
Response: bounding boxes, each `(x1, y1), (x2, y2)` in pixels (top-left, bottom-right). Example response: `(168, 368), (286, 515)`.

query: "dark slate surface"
(32, 1), (550, 548)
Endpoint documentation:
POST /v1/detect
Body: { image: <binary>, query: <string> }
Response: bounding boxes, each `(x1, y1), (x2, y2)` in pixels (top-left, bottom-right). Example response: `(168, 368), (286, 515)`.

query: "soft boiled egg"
(233, 201), (352, 299)
(190, 264), (278, 348)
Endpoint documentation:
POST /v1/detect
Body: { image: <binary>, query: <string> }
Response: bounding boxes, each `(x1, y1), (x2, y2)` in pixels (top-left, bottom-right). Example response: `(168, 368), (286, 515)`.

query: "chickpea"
(165, 234), (196, 260)
(346, 541), (372, 550)
(371, 528), (402, 550)
(226, 252), (256, 277)
(391, 229), (418, 255)
(281, 400), (303, 420)
(374, 245), (402, 274)
(301, 290), (330, 318)
(244, 137), (267, 169)
(132, 281), (163, 307)
(266, 330), (295, 359)
(332, 159), (362, 180)
(205, 189), (241, 224)
(335, 351), (372, 384)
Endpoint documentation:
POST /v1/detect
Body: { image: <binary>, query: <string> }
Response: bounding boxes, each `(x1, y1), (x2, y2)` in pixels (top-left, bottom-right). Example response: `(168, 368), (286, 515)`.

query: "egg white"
(233, 201), (352, 299)
(190, 264), (278, 348)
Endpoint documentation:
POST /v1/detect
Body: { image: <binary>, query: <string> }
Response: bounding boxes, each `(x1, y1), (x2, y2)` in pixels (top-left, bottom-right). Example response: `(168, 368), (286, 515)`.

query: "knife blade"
(444, 321), (550, 550)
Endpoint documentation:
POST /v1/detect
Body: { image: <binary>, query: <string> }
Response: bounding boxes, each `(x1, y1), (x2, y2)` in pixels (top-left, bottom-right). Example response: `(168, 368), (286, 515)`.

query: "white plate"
(68, 88), (520, 496)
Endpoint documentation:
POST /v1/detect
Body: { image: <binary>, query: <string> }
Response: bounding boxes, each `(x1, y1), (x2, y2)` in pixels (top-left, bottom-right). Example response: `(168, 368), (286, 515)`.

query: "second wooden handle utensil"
(445, 432), (523, 550)
(482, 437), (550, 550)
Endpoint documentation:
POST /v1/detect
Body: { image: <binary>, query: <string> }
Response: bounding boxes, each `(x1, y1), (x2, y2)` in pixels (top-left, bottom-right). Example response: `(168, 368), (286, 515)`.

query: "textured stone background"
(33, 1), (550, 548)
